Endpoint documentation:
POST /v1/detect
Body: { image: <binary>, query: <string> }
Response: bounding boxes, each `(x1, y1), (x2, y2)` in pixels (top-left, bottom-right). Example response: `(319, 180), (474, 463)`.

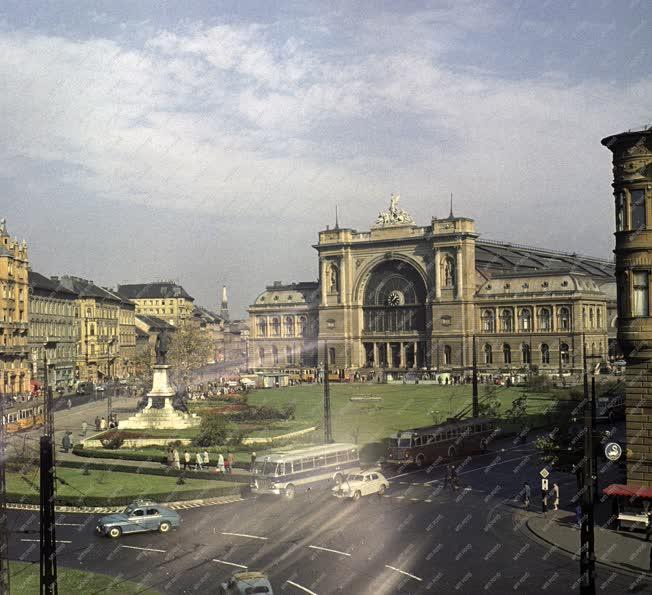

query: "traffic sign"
(540, 468), (550, 479)
(541, 478), (549, 491)
(605, 442), (622, 462)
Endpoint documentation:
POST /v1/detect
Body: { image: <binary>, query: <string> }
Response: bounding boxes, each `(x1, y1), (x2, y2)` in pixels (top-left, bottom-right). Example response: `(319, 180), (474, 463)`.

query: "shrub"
(100, 435), (125, 450)
(193, 413), (228, 447)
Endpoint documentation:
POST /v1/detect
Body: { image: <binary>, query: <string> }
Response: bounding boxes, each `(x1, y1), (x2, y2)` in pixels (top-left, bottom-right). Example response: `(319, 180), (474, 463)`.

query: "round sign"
(605, 442), (622, 462)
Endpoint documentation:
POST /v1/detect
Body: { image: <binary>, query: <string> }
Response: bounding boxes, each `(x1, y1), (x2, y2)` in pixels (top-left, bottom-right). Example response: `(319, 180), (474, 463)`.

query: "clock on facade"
(386, 290), (404, 306)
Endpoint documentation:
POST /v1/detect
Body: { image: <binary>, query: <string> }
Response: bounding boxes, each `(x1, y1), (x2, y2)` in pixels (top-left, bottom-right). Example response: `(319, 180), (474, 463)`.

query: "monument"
(119, 329), (200, 430)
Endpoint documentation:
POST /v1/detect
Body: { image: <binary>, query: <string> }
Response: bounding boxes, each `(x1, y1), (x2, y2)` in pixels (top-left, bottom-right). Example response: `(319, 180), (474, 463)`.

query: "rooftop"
(116, 282), (194, 301)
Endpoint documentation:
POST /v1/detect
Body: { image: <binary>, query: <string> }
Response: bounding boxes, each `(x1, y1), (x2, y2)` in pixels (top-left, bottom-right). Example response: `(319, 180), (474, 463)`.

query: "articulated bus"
(384, 417), (497, 468)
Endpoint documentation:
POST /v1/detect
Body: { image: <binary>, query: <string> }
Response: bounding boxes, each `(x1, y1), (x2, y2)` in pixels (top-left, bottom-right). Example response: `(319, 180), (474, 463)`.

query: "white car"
(332, 471), (389, 501)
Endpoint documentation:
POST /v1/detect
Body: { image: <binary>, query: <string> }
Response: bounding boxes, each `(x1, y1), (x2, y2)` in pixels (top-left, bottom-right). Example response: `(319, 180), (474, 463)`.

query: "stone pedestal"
(148, 365), (175, 398)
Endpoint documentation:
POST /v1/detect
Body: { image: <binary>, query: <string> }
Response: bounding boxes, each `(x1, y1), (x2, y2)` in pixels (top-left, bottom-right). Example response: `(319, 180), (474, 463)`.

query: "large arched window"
(596, 308), (602, 329)
(328, 347), (336, 365)
(441, 255), (455, 288)
(589, 308), (594, 329)
(286, 346), (293, 364)
(482, 310), (495, 332)
(272, 346), (279, 365)
(298, 316), (307, 337)
(257, 318), (267, 337)
(363, 260), (427, 333)
(541, 344), (550, 364)
(538, 308), (551, 331)
(560, 342), (570, 365)
(443, 345), (452, 365)
(582, 307), (587, 328)
(503, 344), (511, 364)
(519, 309), (532, 332)
(258, 347), (265, 366)
(501, 310), (513, 332)
(285, 316), (294, 336)
(484, 344), (493, 365)
(521, 343), (531, 364)
(558, 307), (570, 330)
(271, 317), (281, 337)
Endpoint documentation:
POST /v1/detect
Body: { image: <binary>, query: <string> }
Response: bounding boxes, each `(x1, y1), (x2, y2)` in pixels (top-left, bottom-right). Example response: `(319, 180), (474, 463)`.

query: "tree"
(167, 322), (214, 388)
(193, 412), (228, 447)
(132, 345), (153, 380)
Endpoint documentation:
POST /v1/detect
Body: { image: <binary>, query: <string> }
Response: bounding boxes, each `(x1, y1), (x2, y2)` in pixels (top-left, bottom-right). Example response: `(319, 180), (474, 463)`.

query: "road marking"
(55, 523), (82, 527)
(286, 580), (319, 594)
(222, 531), (268, 541)
(308, 545), (351, 557)
(120, 545), (166, 553)
(212, 558), (248, 569)
(386, 469), (421, 480)
(425, 499), (432, 503)
(385, 565), (422, 581)
(459, 455), (530, 476)
(383, 495), (391, 498)
(21, 539), (72, 544)
(394, 496), (405, 500)
(410, 498), (420, 501)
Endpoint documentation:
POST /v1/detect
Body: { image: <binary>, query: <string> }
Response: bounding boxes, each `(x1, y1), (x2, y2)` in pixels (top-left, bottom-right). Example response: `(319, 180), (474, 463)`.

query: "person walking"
(217, 453), (225, 474)
(61, 432), (70, 453)
(443, 464), (451, 489)
(94, 416), (101, 432)
(67, 398), (72, 410)
(224, 453), (231, 475)
(81, 421), (88, 437)
(100, 417), (107, 431)
(250, 451), (257, 472)
(183, 450), (191, 471)
(202, 450), (210, 467)
(552, 482), (560, 511)
(195, 451), (203, 471)
(523, 482), (531, 511)
(227, 452), (235, 475)
(173, 448), (180, 470)
(450, 465), (459, 491)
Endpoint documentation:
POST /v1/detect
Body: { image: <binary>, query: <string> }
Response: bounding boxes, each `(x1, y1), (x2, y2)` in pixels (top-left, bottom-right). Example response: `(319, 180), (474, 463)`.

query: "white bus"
(250, 443), (360, 499)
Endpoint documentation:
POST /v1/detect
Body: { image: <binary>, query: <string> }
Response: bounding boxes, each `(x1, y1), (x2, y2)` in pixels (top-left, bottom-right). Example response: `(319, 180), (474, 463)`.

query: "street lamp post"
(323, 341), (333, 444)
(472, 334), (478, 418)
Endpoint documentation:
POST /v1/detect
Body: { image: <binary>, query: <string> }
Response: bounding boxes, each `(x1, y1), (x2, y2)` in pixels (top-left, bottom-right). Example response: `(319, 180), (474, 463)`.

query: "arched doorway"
(361, 260), (427, 369)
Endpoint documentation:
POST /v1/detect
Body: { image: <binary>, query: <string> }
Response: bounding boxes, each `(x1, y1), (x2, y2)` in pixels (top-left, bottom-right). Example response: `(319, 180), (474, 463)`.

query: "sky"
(0, 1), (650, 317)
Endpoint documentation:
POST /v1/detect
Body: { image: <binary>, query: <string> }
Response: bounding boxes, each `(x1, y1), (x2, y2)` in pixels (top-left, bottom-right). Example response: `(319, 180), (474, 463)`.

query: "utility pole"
(579, 336), (596, 595)
(0, 391), (10, 594)
(323, 342), (333, 444)
(472, 334), (478, 418)
(40, 341), (58, 595)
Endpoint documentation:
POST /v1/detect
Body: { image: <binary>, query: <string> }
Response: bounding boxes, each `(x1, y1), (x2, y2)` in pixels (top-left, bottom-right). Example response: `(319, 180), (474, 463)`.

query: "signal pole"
(0, 391), (10, 594)
(40, 341), (58, 595)
(323, 341), (333, 444)
(472, 334), (479, 418)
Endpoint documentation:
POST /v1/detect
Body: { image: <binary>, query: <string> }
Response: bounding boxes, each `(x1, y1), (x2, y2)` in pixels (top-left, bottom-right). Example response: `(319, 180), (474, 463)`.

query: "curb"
(518, 511), (651, 580)
(7, 494), (245, 515)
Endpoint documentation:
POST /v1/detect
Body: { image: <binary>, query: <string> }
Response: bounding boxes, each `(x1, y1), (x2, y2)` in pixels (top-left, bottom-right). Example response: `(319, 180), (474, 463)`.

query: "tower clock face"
(387, 290), (404, 306)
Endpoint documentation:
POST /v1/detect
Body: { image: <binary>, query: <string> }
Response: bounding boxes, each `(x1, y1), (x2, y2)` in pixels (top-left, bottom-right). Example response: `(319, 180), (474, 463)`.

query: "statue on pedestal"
(155, 329), (171, 365)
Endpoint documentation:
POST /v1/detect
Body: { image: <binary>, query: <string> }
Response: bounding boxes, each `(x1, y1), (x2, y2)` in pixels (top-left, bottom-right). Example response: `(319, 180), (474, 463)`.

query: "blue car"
(96, 500), (181, 538)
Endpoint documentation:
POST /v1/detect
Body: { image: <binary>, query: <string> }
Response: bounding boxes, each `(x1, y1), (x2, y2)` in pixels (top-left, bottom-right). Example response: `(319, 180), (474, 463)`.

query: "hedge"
(58, 459), (252, 483)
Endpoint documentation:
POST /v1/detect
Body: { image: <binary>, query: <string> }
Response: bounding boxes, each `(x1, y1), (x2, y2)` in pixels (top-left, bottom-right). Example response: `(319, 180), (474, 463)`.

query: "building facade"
(0, 219), (30, 394)
(248, 197), (614, 377)
(116, 282), (194, 327)
(28, 271), (79, 390)
(602, 128), (652, 487)
(56, 276), (121, 382)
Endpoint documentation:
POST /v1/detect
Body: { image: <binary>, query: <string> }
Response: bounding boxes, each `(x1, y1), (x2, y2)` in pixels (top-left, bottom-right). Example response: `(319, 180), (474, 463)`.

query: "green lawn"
(9, 561), (159, 594)
(247, 383), (566, 445)
(7, 467), (241, 505)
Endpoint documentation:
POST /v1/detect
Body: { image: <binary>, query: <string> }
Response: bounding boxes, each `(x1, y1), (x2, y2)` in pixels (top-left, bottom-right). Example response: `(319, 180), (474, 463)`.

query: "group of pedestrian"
(521, 481), (560, 512)
(93, 414), (118, 432)
(61, 431), (74, 453)
(167, 448), (236, 473)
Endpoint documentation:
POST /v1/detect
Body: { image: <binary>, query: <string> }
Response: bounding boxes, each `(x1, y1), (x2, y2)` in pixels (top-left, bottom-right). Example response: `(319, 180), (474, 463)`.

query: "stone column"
(456, 245), (463, 299)
(413, 342), (418, 367)
(400, 343), (406, 368)
(434, 249), (441, 299)
(386, 342), (391, 367)
(320, 259), (328, 305)
(373, 343), (378, 367)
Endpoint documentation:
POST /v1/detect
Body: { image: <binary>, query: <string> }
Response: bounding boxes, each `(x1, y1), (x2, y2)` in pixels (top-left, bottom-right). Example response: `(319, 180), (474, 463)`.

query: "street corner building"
(602, 127), (652, 487)
(247, 195), (616, 381)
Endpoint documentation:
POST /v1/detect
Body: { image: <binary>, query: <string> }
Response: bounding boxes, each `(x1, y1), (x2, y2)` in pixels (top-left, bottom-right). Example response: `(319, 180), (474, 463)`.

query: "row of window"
(257, 316), (310, 338)
(481, 307), (584, 333)
(615, 189), (646, 233)
(30, 299), (77, 317)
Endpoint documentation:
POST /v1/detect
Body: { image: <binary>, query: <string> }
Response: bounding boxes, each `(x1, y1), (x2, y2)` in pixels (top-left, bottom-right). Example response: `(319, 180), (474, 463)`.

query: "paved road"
(8, 436), (649, 594)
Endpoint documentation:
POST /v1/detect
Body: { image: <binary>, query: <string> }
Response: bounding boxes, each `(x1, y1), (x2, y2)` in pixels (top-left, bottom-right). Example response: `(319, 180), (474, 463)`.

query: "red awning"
(603, 484), (652, 499)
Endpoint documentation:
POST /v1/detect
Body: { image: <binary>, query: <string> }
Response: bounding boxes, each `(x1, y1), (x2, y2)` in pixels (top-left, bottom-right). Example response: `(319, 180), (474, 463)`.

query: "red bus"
(384, 417), (497, 468)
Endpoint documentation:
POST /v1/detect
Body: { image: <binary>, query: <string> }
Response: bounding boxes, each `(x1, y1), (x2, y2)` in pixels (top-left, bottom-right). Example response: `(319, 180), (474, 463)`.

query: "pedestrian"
(167, 448), (174, 467)
(196, 451), (203, 471)
(552, 482), (560, 511)
(575, 503), (582, 528)
(541, 488), (548, 514)
(81, 421), (88, 437)
(224, 453), (231, 475)
(523, 482), (531, 511)
(61, 432), (70, 453)
(173, 448), (180, 470)
(203, 450), (210, 466)
(94, 416), (101, 431)
(67, 398), (72, 410)
(183, 450), (191, 471)
(450, 465), (459, 491)
(100, 417), (107, 431)
(250, 451), (256, 472)
(443, 464), (451, 489)
(218, 453), (225, 474)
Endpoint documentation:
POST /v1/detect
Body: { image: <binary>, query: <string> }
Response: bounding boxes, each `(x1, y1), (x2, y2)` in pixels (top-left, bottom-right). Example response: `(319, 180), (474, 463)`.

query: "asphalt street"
(7, 434), (650, 595)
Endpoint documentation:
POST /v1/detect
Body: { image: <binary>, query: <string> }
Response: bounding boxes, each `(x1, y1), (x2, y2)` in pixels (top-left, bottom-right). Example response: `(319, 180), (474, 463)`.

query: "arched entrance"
(361, 260), (428, 369)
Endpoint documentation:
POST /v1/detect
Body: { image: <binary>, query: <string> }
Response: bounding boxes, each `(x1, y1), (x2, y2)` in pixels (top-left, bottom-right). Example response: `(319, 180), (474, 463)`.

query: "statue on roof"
(0, 218), (6, 236)
(375, 193), (415, 227)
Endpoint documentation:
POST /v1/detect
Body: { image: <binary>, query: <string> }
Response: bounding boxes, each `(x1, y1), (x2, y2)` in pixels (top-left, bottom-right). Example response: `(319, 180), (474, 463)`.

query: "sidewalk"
(522, 507), (652, 575)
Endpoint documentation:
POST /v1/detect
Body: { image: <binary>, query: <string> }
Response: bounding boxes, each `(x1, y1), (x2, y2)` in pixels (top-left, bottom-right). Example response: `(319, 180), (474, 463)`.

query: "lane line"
(308, 545), (351, 557)
(222, 531), (268, 541)
(212, 558), (248, 569)
(21, 539), (71, 544)
(286, 580), (319, 594)
(386, 469), (422, 480)
(120, 545), (166, 553)
(385, 565), (422, 581)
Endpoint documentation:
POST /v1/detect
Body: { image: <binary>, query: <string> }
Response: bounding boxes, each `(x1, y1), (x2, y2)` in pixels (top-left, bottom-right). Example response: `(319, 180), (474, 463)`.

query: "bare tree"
(167, 322), (213, 389)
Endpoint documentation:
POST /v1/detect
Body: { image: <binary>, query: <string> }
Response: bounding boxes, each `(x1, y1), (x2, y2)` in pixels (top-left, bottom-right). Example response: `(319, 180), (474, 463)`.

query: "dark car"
(219, 572), (273, 594)
(96, 500), (181, 538)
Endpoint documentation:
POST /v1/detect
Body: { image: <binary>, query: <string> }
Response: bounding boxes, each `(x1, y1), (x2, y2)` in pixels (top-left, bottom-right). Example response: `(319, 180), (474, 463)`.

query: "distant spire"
(220, 285), (230, 322)
(448, 193), (454, 219)
(335, 205), (339, 230)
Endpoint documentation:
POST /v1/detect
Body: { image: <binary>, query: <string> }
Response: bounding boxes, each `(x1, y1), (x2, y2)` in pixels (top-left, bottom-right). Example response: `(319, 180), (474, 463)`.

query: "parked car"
(332, 470), (389, 501)
(219, 571), (273, 594)
(95, 385), (106, 392)
(96, 500), (181, 538)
